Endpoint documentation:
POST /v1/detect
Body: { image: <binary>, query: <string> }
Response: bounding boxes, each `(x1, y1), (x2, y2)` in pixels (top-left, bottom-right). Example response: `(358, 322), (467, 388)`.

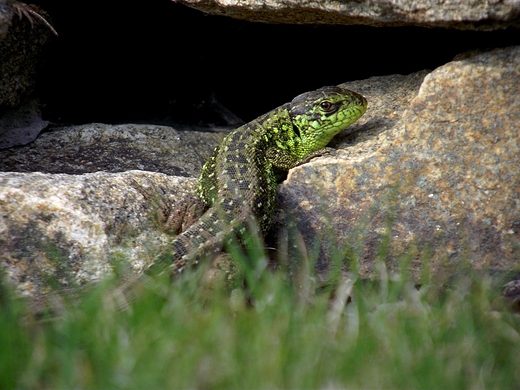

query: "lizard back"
(169, 105), (294, 271)
(166, 86), (367, 273)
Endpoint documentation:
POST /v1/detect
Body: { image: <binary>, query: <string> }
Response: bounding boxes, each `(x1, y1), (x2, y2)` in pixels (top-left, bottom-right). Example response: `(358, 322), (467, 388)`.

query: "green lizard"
(156, 85), (367, 275)
(30, 89), (366, 313)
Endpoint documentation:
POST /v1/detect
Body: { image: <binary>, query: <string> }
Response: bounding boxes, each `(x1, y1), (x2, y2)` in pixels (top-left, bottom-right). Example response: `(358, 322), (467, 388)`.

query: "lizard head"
(289, 86), (367, 158)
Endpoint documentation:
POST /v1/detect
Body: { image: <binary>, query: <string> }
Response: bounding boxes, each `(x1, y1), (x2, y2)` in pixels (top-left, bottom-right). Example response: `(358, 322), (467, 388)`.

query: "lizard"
(142, 85), (367, 279)
(30, 86), (367, 312)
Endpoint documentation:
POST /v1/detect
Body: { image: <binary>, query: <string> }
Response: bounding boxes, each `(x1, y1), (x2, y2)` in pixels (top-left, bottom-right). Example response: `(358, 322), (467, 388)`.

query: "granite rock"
(177, 0), (520, 30)
(0, 123), (224, 175)
(0, 170), (197, 298)
(277, 46), (520, 281)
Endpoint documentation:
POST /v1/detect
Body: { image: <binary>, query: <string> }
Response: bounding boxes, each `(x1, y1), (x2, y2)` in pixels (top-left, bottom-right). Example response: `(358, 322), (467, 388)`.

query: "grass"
(1, 241), (520, 389)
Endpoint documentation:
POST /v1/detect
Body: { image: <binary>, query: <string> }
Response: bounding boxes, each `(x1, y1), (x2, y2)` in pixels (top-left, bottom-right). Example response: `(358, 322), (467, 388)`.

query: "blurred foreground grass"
(1, 250), (519, 389)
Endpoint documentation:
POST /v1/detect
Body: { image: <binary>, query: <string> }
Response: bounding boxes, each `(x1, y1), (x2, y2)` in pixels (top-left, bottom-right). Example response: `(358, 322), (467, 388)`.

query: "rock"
(177, 0), (520, 30)
(0, 0), (14, 37)
(0, 1), (56, 153)
(277, 46), (520, 282)
(0, 99), (49, 149)
(0, 123), (225, 175)
(0, 170), (197, 298)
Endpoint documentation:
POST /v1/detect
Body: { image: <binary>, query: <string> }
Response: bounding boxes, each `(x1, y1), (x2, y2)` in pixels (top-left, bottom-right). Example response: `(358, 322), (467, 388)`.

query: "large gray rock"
(0, 123), (225, 175)
(277, 46), (520, 281)
(0, 171), (196, 298)
(177, 0), (520, 30)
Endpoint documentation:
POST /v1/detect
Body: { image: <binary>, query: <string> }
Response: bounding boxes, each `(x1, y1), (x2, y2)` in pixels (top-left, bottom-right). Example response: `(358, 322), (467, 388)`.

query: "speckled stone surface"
(0, 170), (196, 298)
(277, 46), (520, 281)
(178, 0), (520, 30)
(0, 123), (225, 176)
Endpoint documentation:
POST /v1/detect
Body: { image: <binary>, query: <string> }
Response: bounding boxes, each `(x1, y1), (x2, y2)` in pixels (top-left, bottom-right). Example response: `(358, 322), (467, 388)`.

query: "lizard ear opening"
(292, 123), (301, 139)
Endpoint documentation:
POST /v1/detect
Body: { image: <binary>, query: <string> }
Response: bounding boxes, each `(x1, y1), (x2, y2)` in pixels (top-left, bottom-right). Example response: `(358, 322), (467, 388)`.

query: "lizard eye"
(319, 101), (333, 111)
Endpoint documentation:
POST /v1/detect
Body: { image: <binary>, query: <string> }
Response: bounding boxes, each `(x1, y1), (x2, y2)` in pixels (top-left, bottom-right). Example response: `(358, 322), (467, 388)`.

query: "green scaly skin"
(166, 86), (367, 274)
